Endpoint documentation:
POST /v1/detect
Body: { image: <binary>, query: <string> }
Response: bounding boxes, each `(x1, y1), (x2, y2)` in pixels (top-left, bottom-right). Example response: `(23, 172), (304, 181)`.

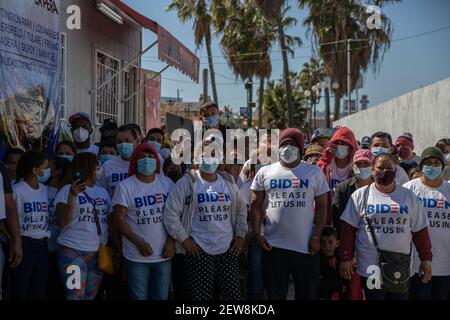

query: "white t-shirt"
(77, 144), (99, 156)
(13, 181), (50, 239)
(55, 185), (111, 252)
(97, 156), (129, 198)
(239, 179), (253, 208)
(111, 174), (174, 263)
(251, 161), (330, 254)
(47, 186), (60, 252)
(341, 184), (428, 277)
(396, 165), (409, 186)
(191, 171), (233, 255)
(403, 178), (450, 276)
(329, 161), (352, 191)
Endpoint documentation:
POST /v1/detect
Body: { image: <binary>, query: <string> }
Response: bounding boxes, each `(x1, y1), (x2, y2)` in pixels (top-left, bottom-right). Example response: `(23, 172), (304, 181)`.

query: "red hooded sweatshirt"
(317, 127), (358, 224)
(128, 143), (161, 177)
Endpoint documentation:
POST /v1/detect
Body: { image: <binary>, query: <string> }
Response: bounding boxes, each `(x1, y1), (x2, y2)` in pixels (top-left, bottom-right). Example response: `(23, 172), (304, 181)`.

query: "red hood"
(128, 143), (161, 176)
(329, 127), (358, 152)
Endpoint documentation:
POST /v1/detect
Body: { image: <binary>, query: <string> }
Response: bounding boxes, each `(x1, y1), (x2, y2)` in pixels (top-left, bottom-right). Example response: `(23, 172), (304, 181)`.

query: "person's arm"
(5, 193), (22, 268)
(230, 186), (248, 256)
(250, 190), (271, 251)
(57, 181), (85, 228)
(114, 204), (153, 256)
(331, 184), (345, 234)
(163, 176), (201, 256)
(310, 193), (328, 255)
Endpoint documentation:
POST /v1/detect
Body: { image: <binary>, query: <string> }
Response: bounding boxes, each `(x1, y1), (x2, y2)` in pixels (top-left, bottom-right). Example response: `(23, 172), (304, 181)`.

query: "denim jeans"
(410, 273), (450, 300)
(124, 259), (171, 300)
(247, 238), (264, 300)
(10, 237), (49, 300)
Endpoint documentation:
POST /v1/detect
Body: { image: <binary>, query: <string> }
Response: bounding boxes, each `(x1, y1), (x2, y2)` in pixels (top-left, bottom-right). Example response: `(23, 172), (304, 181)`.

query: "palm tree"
(253, 0), (297, 128)
(298, 0), (397, 120)
(218, 1), (300, 128)
(167, 0), (222, 105)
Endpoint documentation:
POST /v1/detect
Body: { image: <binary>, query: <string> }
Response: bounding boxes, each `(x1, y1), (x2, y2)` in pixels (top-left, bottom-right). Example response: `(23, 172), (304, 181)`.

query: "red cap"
(279, 128), (305, 155)
(128, 143), (161, 176)
(352, 149), (373, 164)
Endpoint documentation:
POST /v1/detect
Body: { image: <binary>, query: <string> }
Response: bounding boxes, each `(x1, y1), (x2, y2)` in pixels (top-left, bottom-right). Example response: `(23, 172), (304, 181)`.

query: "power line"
(142, 24), (450, 62)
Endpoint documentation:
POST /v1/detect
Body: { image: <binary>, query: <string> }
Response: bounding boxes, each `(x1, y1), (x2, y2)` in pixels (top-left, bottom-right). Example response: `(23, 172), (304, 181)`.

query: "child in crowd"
(319, 226), (344, 300)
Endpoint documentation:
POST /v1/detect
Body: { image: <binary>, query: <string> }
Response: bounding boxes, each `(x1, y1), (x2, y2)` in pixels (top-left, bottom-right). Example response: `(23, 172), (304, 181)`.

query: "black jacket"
(331, 176), (358, 234)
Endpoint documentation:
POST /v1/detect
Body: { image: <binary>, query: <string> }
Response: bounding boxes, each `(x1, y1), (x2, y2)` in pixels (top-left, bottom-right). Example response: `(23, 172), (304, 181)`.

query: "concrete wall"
(333, 77), (450, 153)
(60, 0), (142, 132)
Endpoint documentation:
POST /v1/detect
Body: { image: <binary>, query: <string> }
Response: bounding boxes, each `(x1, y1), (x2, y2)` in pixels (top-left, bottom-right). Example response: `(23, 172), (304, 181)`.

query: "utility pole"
(203, 68), (209, 103)
(245, 80), (253, 128)
(324, 86), (331, 128)
(347, 39), (351, 116)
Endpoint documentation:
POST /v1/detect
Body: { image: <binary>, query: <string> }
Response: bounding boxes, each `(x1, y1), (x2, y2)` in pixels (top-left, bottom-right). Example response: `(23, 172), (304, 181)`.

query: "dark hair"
(15, 150), (48, 183)
(373, 153), (396, 165)
(436, 138), (450, 152)
(115, 124), (138, 140)
(146, 128), (164, 140)
(408, 167), (421, 179)
(3, 147), (25, 162)
(62, 153), (98, 185)
(99, 138), (117, 152)
(321, 226), (338, 239)
(371, 131), (392, 145)
(128, 123), (142, 136)
(55, 140), (77, 155)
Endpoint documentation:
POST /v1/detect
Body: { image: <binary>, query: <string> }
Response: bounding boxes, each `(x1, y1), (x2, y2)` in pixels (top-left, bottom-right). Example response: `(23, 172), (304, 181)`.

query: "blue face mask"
(59, 155), (74, 162)
(99, 154), (116, 165)
(422, 165), (442, 180)
(137, 158), (157, 176)
(371, 146), (389, 157)
(354, 166), (372, 180)
(148, 140), (161, 152)
(205, 115), (220, 128)
(38, 168), (51, 183)
(200, 162), (219, 174)
(117, 143), (134, 159)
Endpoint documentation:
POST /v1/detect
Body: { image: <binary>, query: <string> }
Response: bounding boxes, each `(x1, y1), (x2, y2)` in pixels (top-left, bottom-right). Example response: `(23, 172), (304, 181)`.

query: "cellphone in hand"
(72, 171), (84, 185)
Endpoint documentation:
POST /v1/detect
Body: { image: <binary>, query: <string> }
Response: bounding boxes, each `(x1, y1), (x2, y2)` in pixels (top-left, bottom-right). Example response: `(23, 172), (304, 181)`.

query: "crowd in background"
(0, 102), (449, 300)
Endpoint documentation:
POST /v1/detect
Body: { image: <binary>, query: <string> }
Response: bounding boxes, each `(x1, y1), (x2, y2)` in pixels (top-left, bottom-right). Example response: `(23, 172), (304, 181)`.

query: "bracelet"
(421, 260), (431, 266)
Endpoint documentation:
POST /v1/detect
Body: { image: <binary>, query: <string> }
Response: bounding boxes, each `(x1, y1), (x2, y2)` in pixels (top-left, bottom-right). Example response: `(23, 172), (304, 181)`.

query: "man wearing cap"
(311, 128), (335, 148)
(303, 144), (323, 165)
(251, 128), (329, 299)
(404, 147), (450, 300)
(99, 118), (118, 144)
(396, 134), (420, 165)
(69, 112), (99, 155)
(360, 136), (371, 150)
(200, 103), (230, 144)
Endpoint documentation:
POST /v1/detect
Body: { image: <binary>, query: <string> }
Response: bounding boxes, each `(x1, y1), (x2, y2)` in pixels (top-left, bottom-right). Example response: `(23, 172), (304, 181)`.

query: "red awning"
(109, 0), (158, 33)
(107, 0), (200, 83)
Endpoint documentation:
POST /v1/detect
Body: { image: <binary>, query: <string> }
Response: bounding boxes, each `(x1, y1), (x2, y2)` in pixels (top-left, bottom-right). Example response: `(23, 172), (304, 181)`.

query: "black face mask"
(167, 170), (181, 183)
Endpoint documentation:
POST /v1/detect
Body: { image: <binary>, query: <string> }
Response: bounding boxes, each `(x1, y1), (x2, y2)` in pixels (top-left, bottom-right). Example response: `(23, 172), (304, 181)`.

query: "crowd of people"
(0, 102), (449, 301)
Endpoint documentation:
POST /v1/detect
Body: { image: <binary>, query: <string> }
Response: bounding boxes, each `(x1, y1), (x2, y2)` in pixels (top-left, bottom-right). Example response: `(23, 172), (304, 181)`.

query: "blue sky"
(123, 0), (450, 114)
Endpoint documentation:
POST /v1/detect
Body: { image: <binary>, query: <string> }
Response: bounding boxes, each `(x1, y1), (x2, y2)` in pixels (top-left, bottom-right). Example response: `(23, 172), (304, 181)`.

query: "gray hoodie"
(163, 169), (248, 254)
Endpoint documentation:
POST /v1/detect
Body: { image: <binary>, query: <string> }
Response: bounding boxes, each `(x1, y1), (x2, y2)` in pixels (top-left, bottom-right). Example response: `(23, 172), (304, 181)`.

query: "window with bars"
(60, 33), (66, 118)
(96, 51), (120, 127)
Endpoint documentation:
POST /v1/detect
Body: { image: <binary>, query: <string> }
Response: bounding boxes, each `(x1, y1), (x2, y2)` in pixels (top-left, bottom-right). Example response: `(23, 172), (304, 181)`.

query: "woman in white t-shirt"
(339, 153), (432, 300)
(11, 150), (51, 300)
(164, 142), (248, 300)
(404, 147), (450, 300)
(47, 140), (77, 299)
(55, 153), (111, 300)
(112, 143), (175, 300)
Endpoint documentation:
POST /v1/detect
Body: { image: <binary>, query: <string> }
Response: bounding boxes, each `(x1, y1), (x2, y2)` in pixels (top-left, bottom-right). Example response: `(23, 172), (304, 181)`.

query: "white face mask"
(73, 127), (90, 143)
(335, 145), (349, 159)
(279, 145), (299, 164)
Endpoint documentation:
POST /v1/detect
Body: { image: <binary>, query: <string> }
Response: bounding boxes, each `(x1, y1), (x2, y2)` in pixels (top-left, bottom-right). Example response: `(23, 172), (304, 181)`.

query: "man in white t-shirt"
(98, 125), (138, 198)
(370, 131), (409, 185)
(69, 112), (99, 156)
(251, 128), (329, 300)
(404, 146), (450, 300)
